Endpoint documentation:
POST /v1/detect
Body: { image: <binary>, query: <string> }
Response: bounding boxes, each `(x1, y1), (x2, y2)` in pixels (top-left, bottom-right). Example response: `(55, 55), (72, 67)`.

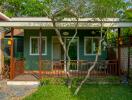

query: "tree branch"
(74, 33), (106, 95)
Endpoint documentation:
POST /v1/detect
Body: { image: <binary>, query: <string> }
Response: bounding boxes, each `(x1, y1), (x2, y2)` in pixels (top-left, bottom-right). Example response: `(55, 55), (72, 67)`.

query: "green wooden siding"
(4, 37), (23, 58)
(24, 29), (107, 70)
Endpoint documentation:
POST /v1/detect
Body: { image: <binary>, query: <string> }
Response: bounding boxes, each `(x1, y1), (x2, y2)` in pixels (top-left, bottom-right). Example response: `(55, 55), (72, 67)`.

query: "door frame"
(64, 37), (79, 71)
(52, 36), (79, 71)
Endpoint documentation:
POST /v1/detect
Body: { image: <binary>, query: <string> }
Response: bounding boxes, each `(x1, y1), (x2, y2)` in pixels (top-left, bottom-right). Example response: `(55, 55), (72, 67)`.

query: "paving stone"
(0, 92), (8, 100)
(0, 80), (37, 100)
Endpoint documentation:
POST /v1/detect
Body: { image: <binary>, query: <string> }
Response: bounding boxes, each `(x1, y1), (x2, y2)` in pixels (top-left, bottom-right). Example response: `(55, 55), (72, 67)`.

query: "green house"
(24, 29), (107, 70)
(1, 17), (132, 79)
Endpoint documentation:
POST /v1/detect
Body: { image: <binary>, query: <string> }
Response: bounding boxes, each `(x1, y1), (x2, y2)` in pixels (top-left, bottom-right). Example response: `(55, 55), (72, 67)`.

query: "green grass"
(24, 84), (132, 100)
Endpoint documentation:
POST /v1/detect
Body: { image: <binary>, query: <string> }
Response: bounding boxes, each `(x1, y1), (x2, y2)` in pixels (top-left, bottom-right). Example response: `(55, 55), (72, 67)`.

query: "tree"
(41, 0), (88, 88)
(121, 8), (132, 43)
(74, 0), (128, 95)
(0, 0), (47, 16)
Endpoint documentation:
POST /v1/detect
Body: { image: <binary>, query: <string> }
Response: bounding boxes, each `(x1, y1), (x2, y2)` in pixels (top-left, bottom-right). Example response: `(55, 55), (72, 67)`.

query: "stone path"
(0, 80), (37, 100)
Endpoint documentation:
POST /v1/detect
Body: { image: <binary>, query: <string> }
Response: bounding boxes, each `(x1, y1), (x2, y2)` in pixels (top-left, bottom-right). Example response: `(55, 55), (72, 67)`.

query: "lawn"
(24, 84), (132, 100)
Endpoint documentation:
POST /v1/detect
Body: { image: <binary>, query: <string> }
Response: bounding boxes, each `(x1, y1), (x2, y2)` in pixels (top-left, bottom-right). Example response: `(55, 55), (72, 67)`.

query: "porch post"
(127, 35), (130, 78)
(0, 29), (5, 78)
(118, 28), (121, 75)
(10, 28), (14, 80)
(39, 28), (42, 79)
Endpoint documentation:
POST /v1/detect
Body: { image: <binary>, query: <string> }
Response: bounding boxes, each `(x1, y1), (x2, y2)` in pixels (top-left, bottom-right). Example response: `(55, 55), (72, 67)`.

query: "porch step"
(13, 74), (38, 81)
(7, 81), (40, 87)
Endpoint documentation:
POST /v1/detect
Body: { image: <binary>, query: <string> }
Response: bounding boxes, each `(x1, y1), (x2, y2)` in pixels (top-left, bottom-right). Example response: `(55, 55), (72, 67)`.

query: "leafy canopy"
(0, 0), (128, 19)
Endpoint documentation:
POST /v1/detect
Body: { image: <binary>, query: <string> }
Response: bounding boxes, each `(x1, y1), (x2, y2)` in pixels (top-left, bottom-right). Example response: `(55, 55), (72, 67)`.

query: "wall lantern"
(119, 37), (123, 45)
(92, 31), (95, 35)
(63, 32), (69, 36)
(8, 38), (12, 46)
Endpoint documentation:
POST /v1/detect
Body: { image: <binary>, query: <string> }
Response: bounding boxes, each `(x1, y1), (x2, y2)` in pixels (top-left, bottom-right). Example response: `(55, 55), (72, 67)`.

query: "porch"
(0, 17), (132, 81)
(13, 59), (118, 80)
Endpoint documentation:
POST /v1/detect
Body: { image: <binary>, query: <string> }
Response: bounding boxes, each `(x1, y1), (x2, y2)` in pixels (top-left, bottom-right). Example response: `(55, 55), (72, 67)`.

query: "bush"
(40, 76), (120, 87)
(40, 78), (66, 86)
(4, 56), (10, 65)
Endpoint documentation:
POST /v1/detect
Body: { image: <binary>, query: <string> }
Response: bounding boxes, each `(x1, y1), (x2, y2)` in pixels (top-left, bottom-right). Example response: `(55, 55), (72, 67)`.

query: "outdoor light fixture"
(63, 32), (69, 36)
(91, 31), (95, 35)
(119, 37), (123, 45)
(119, 40), (123, 45)
(8, 38), (12, 46)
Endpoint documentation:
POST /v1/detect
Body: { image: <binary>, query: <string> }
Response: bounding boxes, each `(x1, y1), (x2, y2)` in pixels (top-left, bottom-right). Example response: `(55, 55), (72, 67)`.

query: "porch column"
(127, 35), (130, 78)
(118, 28), (121, 75)
(39, 28), (42, 79)
(10, 28), (14, 80)
(0, 29), (5, 78)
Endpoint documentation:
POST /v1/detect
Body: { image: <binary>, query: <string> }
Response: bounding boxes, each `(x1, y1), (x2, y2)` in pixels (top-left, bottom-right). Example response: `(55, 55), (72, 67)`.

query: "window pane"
(92, 38), (100, 54)
(31, 38), (38, 54)
(17, 39), (23, 52)
(86, 38), (92, 54)
(42, 38), (46, 54)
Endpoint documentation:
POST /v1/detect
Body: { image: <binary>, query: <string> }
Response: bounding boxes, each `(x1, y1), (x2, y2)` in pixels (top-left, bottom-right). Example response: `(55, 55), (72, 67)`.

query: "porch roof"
(0, 17), (132, 29)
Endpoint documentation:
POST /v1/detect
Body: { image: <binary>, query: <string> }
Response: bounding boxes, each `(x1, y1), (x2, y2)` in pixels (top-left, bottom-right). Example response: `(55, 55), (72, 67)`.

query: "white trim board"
(52, 36), (79, 71)
(29, 36), (47, 55)
(1, 22), (132, 28)
(1, 17), (132, 28)
(84, 36), (101, 56)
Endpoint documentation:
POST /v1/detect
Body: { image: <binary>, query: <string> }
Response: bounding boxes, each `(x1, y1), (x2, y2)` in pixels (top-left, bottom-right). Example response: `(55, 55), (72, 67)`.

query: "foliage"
(0, 0), (128, 18)
(40, 76), (120, 87)
(104, 76), (120, 83)
(0, 0), (47, 17)
(4, 55), (10, 65)
(40, 78), (66, 86)
(106, 30), (118, 46)
(24, 84), (132, 100)
(125, 8), (132, 19)
(122, 28), (132, 36)
(89, 0), (127, 18)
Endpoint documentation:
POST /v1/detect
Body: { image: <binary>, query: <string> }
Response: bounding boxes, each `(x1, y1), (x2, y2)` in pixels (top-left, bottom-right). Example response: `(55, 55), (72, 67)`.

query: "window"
(17, 39), (24, 53)
(84, 37), (101, 55)
(30, 37), (47, 55)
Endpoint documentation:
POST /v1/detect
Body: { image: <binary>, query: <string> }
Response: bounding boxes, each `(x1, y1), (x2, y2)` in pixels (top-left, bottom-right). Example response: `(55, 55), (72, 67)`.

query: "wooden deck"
(23, 70), (112, 78)
(13, 74), (38, 81)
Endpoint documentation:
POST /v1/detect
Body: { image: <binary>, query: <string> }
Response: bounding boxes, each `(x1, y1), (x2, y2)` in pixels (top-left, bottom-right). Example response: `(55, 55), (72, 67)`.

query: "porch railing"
(40, 60), (118, 78)
(13, 59), (24, 78)
(12, 59), (118, 79)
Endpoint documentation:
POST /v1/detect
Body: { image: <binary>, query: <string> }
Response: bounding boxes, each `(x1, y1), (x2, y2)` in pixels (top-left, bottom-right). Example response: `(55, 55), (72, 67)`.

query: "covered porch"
(0, 17), (132, 80)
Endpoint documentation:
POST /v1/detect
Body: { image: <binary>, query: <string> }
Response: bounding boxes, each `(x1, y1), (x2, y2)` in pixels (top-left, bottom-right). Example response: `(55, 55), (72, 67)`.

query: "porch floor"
(24, 70), (112, 78)
(13, 74), (38, 81)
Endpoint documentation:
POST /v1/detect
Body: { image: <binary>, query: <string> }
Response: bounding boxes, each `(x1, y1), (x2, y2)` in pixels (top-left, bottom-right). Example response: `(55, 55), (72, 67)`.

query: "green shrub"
(4, 56), (10, 65)
(105, 76), (120, 82)
(40, 78), (66, 86)
(40, 76), (120, 87)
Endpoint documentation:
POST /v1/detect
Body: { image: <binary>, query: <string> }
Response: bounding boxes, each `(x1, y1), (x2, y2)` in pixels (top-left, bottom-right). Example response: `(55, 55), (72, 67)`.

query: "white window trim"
(84, 36), (101, 56)
(29, 36), (47, 55)
(51, 36), (79, 71)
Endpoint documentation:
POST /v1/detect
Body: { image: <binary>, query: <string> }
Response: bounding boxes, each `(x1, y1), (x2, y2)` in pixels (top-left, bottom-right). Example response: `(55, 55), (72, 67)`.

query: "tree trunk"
(51, 18), (78, 88)
(66, 19), (78, 88)
(74, 39), (104, 95)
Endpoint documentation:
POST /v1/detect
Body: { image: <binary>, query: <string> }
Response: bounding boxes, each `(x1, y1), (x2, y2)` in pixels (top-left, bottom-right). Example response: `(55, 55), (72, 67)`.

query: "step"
(7, 81), (40, 87)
